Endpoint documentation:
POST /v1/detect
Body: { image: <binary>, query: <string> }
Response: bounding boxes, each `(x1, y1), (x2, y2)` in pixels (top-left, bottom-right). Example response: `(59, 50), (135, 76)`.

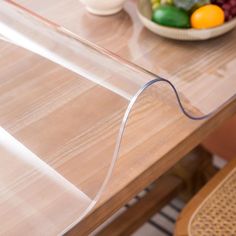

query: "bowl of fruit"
(137, 0), (236, 40)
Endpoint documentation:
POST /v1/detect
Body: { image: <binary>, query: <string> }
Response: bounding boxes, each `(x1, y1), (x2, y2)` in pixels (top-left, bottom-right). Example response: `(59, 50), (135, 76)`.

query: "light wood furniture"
(96, 147), (216, 236)
(203, 115), (236, 161)
(97, 175), (184, 236)
(0, 0), (236, 235)
(175, 157), (236, 236)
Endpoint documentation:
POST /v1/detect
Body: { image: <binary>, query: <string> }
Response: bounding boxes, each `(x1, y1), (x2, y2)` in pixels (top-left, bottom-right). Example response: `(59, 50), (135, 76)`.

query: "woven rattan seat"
(175, 157), (236, 236)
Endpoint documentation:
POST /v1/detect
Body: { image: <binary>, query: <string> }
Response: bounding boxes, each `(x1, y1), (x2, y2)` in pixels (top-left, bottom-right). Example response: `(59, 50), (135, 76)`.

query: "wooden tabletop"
(1, 0), (236, 235)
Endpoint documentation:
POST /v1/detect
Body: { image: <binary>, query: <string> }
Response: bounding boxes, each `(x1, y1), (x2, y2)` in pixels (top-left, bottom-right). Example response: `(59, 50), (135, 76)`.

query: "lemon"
(191, 4), (225, 29)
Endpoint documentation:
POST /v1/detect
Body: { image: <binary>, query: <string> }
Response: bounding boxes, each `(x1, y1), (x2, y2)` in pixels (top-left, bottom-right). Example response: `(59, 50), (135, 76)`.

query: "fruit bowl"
(137, 0), (236, 40)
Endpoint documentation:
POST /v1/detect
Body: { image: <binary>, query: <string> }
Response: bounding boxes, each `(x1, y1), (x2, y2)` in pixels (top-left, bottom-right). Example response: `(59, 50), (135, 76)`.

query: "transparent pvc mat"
(0, 0), (235, 235)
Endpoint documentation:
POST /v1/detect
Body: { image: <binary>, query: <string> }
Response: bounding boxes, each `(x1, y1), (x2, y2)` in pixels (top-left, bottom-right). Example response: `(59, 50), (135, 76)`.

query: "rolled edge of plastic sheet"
(0, 0), (235, 235)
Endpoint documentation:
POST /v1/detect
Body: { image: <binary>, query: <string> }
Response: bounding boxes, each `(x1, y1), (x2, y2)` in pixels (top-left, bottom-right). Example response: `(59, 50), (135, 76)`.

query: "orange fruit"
(191, 4), (225, 29)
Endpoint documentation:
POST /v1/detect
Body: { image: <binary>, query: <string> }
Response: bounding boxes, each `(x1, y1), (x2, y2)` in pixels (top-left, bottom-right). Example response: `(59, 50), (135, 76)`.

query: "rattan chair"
(175, 157), (236, 236)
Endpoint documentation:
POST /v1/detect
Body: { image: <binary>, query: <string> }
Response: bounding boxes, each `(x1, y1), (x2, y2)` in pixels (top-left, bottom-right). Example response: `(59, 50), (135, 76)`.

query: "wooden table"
(1, 0), (236, 235)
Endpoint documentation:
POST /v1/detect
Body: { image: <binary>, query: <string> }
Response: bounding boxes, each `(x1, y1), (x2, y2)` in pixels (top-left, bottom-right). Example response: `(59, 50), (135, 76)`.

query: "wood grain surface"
(0, 0), (236, 235)
(97, 175), (183, 236)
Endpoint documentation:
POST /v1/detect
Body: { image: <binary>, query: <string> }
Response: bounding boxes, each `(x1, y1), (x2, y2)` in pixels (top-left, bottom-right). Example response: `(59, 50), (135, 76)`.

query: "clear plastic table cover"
(0, 0), (235, 235)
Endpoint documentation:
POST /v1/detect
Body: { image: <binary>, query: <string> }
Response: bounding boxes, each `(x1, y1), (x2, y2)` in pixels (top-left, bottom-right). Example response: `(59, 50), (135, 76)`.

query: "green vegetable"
(152, 5), (190, 28)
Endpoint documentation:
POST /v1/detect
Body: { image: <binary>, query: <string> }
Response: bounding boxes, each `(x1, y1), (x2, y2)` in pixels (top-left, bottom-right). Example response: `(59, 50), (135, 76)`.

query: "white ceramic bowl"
(137, 0), (236, 41)
(80, 0), (126, 15)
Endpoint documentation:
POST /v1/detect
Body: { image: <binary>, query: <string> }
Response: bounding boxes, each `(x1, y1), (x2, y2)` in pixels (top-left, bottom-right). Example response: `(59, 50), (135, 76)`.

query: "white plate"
(137, 0), (236, 41)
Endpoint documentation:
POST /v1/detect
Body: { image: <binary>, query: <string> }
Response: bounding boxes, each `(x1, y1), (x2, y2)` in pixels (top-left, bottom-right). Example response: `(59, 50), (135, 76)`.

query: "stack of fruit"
(151, 0), (236, 29)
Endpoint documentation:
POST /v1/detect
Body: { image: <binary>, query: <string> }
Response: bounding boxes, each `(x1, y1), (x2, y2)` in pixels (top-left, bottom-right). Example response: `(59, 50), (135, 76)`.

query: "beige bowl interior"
(137, 0), (236, 41)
